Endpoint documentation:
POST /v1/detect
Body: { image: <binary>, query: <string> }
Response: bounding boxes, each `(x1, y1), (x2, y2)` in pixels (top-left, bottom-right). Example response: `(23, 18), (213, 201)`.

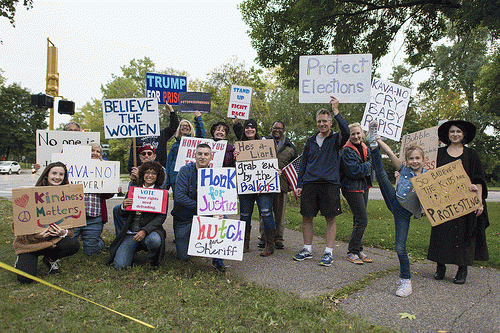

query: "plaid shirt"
(85, 193), (101, 217)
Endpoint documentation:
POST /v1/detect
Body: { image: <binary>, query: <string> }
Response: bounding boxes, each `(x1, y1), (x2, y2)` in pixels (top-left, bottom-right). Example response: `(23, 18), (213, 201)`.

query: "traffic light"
(46, 45), (59, 97)
(31, 93), (54, 109)
(58, 100), (75, 115)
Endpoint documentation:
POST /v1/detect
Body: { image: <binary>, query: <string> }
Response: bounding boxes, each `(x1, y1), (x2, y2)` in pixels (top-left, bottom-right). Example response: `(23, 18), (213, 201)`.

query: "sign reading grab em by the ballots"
(361, 78), (412, 142)
(102, 98), (159, 139)
(299, 54), (372, 103)
(227, 85), (252, 119)
(146, 72), (187, 105)
(197, 168), (238, 216)
(188, 216), (245, 261)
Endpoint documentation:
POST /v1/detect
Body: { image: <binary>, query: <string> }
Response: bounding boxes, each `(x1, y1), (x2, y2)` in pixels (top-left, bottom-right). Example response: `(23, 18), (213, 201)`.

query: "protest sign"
(361, 78), (412, 142)
(126, 186), (168, 214)
(197, 168), (238, 215)
(12, 184), (86, 236)
(299, 54), (372, 104)
(227, 85), (252, 119)
(399, 126), (439, 170)
(236, 158), (280, 194)
(36, 130), (100, 168)
(188, 216), (245, 260)
(174, 137), (227, 172)
(102, 98), (159, 139)
(52, 145), (120, 194)
(411, 160), (481, 226)
(146, 72), (187, 105)
(234, 140), (277, 162)
(178, 92), (211, 113)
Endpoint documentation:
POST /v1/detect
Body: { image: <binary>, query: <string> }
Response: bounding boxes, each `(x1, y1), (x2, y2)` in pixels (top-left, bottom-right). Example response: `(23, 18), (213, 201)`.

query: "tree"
(240, 0), (500, 87)
(1, 0), (32, 26)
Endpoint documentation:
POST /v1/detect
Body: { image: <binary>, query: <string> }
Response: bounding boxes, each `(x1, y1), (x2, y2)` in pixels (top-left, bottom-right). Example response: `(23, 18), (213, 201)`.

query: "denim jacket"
(396, 165), (427, 219)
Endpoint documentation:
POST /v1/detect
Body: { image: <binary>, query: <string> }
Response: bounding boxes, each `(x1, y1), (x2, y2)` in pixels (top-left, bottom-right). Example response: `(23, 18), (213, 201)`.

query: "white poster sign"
(174, 137), (227, 172)
(236, 158), (280, 194)
(197, 168), (238, 215)
(299, 54), (372, 103)
(227, 85), (253, 119)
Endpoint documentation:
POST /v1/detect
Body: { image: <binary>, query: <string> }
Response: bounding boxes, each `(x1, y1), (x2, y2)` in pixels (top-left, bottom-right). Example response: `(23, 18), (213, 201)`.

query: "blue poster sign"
(178, 92), (211, 113)
(146, 72), (187, 105)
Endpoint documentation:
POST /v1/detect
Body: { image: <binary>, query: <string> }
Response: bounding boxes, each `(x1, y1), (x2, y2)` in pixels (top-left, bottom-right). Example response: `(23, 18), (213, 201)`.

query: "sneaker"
(212, 259), (226, 273)
(347, 253), (364, 265)
(293, 248), (313, 261)
(43, 256), (61, 274)
(319, 252), (333, 266)
(358, 251), (373, 263)
(396, 278), (412, 297)
(367, 120), (379, 148)
(258, 238), (265, 249)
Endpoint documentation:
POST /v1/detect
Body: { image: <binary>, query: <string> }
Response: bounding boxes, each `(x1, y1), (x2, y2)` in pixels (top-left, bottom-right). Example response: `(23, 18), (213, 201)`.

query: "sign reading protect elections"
(146, 72), (187, 105)
(102, 98), (159, 139)
(299, 54), (372, 104)
(227, 85), (252, 119)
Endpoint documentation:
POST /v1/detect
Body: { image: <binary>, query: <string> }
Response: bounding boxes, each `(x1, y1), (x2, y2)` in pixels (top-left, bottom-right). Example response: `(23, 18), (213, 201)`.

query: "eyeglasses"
(144, 171), (157, 176)
(180, 124), (191, 128)
(272, 127), (284, 131)
(140, 151), (154, 156)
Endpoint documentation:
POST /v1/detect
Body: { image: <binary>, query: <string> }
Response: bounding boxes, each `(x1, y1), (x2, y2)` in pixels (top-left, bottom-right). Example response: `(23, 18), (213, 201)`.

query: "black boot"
(260, 229), (275, 257)
(453, 266), (468, 284)
(434, 263), (446, 280)
(243, 225), (251, 253)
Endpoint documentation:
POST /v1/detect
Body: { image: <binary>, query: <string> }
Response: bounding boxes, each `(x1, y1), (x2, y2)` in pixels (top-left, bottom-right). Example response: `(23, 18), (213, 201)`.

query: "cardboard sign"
(197, 168), (238, 215)
(36, 130), (100, 168)
(236, 158), (281, 194)
(361, 78), (412, 142)
(174, 137), (227, 172)
(178, 92), (211, 113)
(146, 72), (187, 105)
(411, 160), (482, 226)
(234, 140), (277, 162)
(52, 145), (120, 194)
(102, 98), (159, 139)
(227, 85), (252, 119)
(188, 216), (245, 260)
(12, 184), (86, 236)
(126, 186), (168, 214)
(399, 126), (439, 170)
(299, 54), (372, 103)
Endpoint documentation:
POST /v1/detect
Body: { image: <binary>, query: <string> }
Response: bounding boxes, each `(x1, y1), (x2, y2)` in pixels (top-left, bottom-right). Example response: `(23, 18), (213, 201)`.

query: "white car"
(0, 161), (21, 174)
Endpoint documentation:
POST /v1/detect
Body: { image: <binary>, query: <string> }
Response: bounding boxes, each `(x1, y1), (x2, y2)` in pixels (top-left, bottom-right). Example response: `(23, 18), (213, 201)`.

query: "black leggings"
(15, 237), (80, 283)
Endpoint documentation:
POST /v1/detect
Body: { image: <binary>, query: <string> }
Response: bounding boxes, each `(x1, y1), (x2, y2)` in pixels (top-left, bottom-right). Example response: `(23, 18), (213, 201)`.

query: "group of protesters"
(12, 97), (489, 298)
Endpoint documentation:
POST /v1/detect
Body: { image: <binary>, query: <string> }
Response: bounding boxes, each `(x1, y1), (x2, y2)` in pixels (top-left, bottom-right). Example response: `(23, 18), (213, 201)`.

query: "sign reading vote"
(174, 137), (227, 172)
(36, 130), (100, 168)
(361, 78), (412, 142)
(399, 126), (439, 170)
(234, 140), (276, 162)
(102, 98), (159, 139)
(236, 158), (281, 194)
(197, 168), (238, 215)
(227, 85), (252, 119)
(188, 216), (245, 261)
(411, 160), (482, 226)
(126, 186), (168, 214)
(178, 92), (211, 113)
(12, 184), (86, 236)
(146, 72), (187, 105)
(299, 54), (372, 103)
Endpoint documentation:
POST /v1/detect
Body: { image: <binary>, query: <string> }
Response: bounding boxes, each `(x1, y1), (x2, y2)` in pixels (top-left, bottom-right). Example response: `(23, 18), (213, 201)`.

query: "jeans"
(113, 231), (162, 269)
(112, 204), (126, 236)
(343, 190), (369, 255)
(73, 216), (104, 255)
(259, 192), (287, 241)
(371, 147), (413, 279)
(239, 193), (275, 233)
(173, 220), (192, 261)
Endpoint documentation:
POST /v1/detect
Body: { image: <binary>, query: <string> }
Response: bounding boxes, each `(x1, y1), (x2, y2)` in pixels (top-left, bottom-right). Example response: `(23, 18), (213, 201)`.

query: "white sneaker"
(367, 120), (379, 148)
(396, 278), (412, 297)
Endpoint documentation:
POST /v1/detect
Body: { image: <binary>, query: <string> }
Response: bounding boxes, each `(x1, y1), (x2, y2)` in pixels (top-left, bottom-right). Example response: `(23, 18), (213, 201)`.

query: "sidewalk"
(105, 197), (500, 333)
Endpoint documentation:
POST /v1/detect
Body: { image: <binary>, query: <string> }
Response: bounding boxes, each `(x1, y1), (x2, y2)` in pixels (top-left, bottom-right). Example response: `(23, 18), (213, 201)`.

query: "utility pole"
(46, 38), (59, 130)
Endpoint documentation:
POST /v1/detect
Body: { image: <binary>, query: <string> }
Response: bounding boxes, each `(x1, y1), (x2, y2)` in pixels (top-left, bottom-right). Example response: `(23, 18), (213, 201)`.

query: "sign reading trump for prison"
(102, 98), (159, 139)
(361, 78), (412, 142)
(197, 168), (238, 216)
(146, 72), (187, 105)
(299, 54), (372, 104)
(411, 160), (482, 226)
(188, 216), (245, 261)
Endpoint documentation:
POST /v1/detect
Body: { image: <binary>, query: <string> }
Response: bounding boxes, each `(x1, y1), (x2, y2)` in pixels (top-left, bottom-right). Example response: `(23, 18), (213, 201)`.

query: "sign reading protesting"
(236, 158), (280, 194)
(146, 72), (187, 105)
(174, 137), (227, 172)
(227, 85), (252, 119)
(197, 168), (238, 215)
(36, 130), (100, 168)
(102, 98), (159, 139)
(234, 140), (276, 162)
(188, 216), (245, 260)
(299, 54), (372, 104)
(399, 126), (439, 170)
(178, 92), (211, 113)
(12, 184), (86, 236)
(52, 145), (120, 194)
(361, 78), (412, 142)
(126, 186), (168, 214)
(411, 160), (481, 226)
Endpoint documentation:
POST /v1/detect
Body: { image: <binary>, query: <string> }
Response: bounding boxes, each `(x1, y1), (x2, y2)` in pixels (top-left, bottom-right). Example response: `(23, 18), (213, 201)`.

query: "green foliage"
(0, 0), (32, 26)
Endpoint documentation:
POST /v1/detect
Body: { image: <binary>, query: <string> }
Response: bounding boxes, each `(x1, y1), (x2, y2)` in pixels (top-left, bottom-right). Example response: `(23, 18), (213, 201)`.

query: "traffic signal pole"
(46, 38), (59, 130)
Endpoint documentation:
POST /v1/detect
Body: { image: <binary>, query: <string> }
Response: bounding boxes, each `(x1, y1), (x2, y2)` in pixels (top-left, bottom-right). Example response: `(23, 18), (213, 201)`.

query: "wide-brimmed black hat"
(438, 120), (476, 145)
(244, 119), (257, 129)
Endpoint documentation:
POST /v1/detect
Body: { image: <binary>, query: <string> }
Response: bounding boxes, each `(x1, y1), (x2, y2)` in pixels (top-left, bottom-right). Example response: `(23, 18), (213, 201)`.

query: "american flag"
(283, 155), (301, 198)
